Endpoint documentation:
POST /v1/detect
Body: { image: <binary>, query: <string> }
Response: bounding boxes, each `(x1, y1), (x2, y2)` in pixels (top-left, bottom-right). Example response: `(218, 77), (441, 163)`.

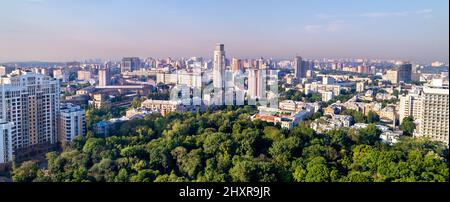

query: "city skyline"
(0, 0), (449, 63)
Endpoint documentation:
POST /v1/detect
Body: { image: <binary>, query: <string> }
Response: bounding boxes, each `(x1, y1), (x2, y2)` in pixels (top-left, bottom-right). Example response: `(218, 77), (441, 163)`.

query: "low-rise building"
(322, 91), (334, 102)
(310, 115), (353, 133)
(380, 130), (403, 145)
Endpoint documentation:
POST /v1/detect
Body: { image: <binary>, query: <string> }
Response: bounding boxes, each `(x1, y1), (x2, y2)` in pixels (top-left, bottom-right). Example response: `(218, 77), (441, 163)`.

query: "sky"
(0, 0), (449, 63)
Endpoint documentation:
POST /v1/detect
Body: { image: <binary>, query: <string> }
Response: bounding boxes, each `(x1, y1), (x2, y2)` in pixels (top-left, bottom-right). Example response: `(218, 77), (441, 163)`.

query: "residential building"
(414, 84), (449, 144)
(322, 91), (334, 102)
(399, 92), (422, 124)
(98, 68), (111, 86)
(384, 70), (398, 84)
(77, 70), (92, 81)
(356, 82), (365, 93)
(57, 103), (86, 143)
(0, 70), (60, 163)
(0, 120), (13, 163)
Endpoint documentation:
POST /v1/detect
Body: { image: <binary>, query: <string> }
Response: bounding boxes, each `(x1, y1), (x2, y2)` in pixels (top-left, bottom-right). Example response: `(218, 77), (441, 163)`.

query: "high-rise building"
(294, 56), (306, 79)
(213, 44), (226, 104)
(121, 57), (141, 73)
(57, 103), (86, 144)
(397, 63), (412, 83)
(98, 68), (111, 86)
(248, 69), (265, 99)
(0, 70), (60, 163)
(0, 120), (14, 163)
(213, 44), (226, 88)
(231, 58), (243, 73)
(399, 92), (423, 124)
(414, 83), (449, 144)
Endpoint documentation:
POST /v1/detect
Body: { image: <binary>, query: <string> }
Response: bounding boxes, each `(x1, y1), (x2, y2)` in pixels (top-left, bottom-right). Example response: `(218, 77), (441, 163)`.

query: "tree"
(171, 147), (203, 178)
(304, 157), (330, 182)
(359, 124), (381, 145)
(11, 107), (449, 183)
(229, 157), (277, 182)
(367, 111), (380, 124)
(342, 109), (366, 123)
(400, 116), (416, 136)
(131, 97), (142, 109)
(12, 161), (39, 182)
(393, 89), (400, 98)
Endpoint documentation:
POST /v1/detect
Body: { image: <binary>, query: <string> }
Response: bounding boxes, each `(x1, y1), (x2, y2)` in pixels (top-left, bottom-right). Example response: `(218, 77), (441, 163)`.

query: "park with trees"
(12, 106), (449, 182)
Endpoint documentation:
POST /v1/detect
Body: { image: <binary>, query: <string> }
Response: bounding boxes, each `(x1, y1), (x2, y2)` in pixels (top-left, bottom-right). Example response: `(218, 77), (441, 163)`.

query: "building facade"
(414, 85), (449, 144)
(0, 70), (60, 163)
(294, 56), (306, 79)
(397, 63), (412, 84)
(121, 57), (141, 73)
(98, 68), (111, 86)
(0, 121), (14, 163)
(57, 103), (86, 144)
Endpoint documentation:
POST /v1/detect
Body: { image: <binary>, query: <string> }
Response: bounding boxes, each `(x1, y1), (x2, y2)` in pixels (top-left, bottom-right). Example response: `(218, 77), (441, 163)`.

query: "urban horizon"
(0, 0), (448, 199)
(1, 0), (449, 63)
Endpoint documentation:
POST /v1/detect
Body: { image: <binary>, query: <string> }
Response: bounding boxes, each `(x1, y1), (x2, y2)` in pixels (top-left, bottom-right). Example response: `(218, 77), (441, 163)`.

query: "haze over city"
(0, 0), (449, 63)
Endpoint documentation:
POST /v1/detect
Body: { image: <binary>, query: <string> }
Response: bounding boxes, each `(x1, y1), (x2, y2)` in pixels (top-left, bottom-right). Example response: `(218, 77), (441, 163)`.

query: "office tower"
(231, 58), (243, 73)
(98, 68), (110, 86)
(0, 70), (60, 163)
(397, 63), (412, 83)
(303, 60), (310, 75)
(248, 69), (265, 99)
(58, 103), (86, 144)
(121, 57), (141, 73)
(294, 56), (306, 79)
(414, 83), (449, 144)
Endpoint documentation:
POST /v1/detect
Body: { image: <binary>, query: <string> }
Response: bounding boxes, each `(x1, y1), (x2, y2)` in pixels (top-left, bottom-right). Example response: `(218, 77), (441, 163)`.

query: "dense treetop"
(13, 106), (449, 182)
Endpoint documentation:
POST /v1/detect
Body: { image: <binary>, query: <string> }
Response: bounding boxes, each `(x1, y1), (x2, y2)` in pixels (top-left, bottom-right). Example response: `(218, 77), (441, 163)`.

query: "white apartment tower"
(248, 69), (265, 99)
(0, 70), (60, 163)
(414, 85), (449, 144)
(399, 92), (423, 124)
(0, 120), (14, 163)
(213, 44), (226, 104)
(98, 68), (110, 86)
(58, 103), (86, 144)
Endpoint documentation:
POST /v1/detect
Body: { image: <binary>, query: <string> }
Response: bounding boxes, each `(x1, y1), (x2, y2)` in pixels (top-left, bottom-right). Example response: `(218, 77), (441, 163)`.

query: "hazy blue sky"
(0, 0), (448, 62)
